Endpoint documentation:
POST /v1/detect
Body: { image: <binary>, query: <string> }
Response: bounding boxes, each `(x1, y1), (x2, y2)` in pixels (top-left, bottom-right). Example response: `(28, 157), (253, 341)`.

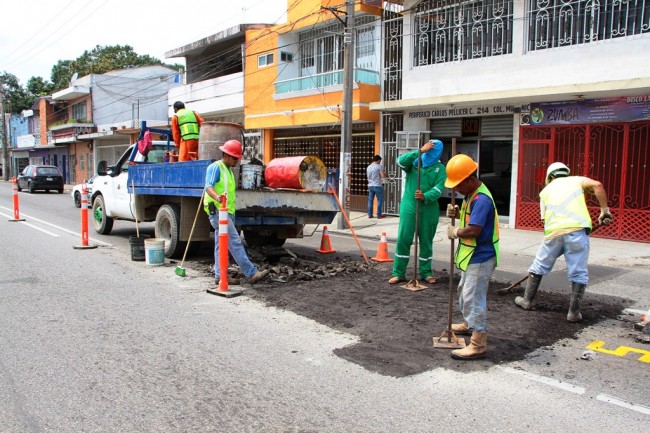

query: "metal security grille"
(517, 122), (650, 242)
(413, 0), (513, 65)
(243, 130), (262, 161)
(381, 112), (404, 215)
(383, 6), (403, 101)
(526, 0), (650, 51)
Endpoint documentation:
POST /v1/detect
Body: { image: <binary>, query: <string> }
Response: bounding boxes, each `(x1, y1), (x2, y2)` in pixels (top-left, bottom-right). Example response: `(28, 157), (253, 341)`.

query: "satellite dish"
(70, 72), (78, 83)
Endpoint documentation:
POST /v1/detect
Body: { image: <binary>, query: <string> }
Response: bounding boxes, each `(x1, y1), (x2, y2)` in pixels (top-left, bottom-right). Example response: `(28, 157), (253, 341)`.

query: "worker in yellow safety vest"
(514, 162), (613, 322)
(445, 154), (500, 360)
(171, 101), (204, 161)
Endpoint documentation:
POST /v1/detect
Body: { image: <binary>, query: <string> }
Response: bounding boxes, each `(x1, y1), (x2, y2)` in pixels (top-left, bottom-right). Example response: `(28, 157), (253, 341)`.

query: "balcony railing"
(275, 69), (380, 94)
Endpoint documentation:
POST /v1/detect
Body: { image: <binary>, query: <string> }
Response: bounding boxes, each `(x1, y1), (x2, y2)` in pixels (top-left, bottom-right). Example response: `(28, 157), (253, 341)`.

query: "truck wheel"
(92, 195), (114, 234)
(74, 191), (82, 208)
(243, 230), (286, 247)
(155, 204), (183, 258)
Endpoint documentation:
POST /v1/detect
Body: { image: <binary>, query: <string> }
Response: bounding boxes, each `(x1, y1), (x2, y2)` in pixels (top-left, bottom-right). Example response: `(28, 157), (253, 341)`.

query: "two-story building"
(371, 0), (650, 242)
(166, 0), (385, 211)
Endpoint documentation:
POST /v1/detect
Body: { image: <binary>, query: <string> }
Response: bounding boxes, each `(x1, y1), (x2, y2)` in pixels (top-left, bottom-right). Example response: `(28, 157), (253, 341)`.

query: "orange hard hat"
(444, 154), (478, 188)
(219, 139), (243, 159)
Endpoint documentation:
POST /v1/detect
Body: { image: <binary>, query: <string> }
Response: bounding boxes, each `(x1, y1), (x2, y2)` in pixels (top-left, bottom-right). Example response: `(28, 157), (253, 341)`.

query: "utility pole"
(0, 86), (8, 181)
(337, 0), (355, 229)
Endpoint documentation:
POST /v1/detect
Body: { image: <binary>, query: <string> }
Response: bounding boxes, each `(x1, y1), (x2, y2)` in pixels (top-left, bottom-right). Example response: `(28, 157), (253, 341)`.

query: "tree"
(26, 76), (54, 98)
(50, 45), (182, 91)
(0, 72), (31, 113)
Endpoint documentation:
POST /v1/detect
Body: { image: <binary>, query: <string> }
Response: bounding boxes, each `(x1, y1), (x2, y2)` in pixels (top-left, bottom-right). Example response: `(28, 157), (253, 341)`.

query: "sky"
(0, 0), (288, 85)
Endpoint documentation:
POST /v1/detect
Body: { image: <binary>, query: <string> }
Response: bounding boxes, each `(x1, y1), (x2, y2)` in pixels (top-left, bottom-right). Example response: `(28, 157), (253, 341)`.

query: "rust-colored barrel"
(198, 121), (243, 161)
(264, 156), (327, 191)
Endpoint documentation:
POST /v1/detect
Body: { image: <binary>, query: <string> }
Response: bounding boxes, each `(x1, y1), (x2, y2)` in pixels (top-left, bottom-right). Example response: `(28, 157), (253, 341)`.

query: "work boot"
(451, 321), (471, 335)
(514, 273), (542, 310)
(248, 269), (269, 284)
(451, 332), (487, 360)
(567, 282), (587, 322)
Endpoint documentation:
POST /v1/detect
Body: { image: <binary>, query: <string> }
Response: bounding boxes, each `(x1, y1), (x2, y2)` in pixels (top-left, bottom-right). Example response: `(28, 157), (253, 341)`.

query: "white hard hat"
(546, 162), (570, 185)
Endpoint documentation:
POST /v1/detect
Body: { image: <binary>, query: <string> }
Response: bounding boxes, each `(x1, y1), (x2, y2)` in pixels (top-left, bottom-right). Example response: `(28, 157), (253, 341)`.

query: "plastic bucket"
(198, 121), (243, 161)
(129, 234), (150, 261)
(264, 156), (327, 191)
(241, 164), (263, 189)
(144, 238), (165, 266)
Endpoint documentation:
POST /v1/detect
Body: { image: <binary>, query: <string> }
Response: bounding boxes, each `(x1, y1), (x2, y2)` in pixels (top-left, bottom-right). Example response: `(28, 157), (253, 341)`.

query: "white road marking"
(0, 207), (112, 246)
(596, 394), (650, 414)
(498, 366), (586, 394)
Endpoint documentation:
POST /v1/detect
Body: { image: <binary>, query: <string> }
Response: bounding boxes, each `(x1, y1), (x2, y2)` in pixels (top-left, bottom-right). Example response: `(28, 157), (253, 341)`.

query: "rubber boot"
(451, 321), (471, 335)
(567, 282), (587, 322)
(451, 332), (487, 360)
(514, 273), (542, 310)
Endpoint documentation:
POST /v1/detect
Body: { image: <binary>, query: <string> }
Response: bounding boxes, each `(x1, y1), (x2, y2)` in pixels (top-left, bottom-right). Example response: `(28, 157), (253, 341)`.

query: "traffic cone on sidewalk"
(371, 232), (393, 263)
(316, 225), (336, 254)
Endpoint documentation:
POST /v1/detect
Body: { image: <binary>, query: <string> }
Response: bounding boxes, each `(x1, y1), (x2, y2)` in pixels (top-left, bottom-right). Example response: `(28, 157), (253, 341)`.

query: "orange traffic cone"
(371, 232), (393, 262)
(316, 225), (336, 254)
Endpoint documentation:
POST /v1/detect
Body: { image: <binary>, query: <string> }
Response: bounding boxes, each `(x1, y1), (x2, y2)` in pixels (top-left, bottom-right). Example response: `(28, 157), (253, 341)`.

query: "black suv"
(17, 165), (64, 193)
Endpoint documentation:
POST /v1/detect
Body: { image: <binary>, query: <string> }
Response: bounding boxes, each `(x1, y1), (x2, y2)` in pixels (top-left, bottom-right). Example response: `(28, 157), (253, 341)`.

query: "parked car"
(71, 175), (98, 208)
(16, 165), (64, 194)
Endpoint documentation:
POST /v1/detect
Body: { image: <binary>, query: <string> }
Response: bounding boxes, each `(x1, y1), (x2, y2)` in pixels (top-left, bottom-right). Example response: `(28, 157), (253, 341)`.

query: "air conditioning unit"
(395, 131), (431, 150)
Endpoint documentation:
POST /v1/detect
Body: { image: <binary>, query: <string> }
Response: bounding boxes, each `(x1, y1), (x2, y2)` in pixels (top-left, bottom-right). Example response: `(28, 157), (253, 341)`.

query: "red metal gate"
(517, 122), (650, 243)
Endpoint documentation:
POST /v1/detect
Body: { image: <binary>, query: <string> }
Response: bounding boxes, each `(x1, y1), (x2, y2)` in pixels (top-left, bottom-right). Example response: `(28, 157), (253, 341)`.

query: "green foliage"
(26, 76), (54, 97)
(2, 45), (183, 113)
(0, 72), (31, 113)
(50, 44), (182, 91)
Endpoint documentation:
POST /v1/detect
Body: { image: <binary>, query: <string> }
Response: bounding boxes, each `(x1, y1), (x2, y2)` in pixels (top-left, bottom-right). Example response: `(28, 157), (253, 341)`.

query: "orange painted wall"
(244, 0), (381, 131)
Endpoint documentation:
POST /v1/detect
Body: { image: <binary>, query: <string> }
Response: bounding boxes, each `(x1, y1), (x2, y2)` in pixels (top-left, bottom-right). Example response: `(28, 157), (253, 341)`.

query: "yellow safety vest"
(539, 176), (591, 235)
(176, 109), (200, 140)
(455, 183), (500, 271)
(204, 160), (236, 215)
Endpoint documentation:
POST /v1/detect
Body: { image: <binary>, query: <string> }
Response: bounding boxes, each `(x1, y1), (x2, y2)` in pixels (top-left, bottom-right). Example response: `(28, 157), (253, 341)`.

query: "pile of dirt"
(197, 247), (631, 377)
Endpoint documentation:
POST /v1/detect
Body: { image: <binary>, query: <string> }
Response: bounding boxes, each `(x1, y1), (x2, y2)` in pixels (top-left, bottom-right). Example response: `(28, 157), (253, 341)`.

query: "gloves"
(598, 207), (613, 226)
(446, 204), (460, 219)
(447, 225), (460, 239)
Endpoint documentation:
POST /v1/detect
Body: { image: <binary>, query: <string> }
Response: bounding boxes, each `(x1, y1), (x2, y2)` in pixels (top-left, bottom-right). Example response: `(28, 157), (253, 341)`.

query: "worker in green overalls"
(389, 139), (447, 285)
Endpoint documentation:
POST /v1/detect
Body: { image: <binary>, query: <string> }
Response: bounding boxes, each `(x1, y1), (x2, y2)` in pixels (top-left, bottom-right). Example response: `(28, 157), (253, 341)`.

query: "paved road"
(0, 182), (648, 432)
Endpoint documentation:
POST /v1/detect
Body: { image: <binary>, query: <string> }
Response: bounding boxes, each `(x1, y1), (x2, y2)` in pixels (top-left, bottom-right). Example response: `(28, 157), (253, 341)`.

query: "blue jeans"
(208, 213), (258, 279)
(528, 229), (590, 285)
(457, 257), (496, 333)
(368, 186), (384, 217)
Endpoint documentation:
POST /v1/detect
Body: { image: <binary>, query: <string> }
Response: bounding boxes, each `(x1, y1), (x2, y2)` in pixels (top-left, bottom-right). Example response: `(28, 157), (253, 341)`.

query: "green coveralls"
(391, 150), (447, 279)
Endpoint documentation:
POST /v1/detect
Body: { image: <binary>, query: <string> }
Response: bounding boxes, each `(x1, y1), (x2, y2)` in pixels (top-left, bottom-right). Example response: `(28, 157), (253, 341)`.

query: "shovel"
(403, 147), (427, 291)
(433, 139), (466, 349)
(175, 190), (206, 277)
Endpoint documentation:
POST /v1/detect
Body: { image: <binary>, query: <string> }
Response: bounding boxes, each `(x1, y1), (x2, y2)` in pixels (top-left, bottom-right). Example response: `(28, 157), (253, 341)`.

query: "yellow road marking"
(586, 340), (650, 363)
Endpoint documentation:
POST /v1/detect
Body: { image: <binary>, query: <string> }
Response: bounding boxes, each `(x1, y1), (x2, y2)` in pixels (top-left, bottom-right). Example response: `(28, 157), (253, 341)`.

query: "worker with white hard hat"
(514, 161), (613, 322)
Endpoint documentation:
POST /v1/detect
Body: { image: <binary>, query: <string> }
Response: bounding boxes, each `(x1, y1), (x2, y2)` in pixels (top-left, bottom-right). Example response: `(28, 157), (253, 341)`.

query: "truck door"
(101, 147), (136, 219)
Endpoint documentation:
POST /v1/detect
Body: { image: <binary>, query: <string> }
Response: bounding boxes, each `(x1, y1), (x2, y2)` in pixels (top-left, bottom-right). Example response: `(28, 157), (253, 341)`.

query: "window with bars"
(72, 101), (87, 121)
(412, 0), (513, 66)
(297, 16), (377, 77)
(526, 0), (650, 51)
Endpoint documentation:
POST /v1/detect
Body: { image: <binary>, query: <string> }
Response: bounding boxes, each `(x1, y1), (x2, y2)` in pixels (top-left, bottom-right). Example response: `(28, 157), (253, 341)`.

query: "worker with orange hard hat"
(445, 153), (500, 360)
(204, 139), (268, 285)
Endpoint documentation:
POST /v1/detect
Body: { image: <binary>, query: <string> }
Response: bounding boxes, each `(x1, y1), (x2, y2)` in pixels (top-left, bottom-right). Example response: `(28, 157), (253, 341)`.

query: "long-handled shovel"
(175, 190), (206, 277)
(434, 139), (466, 349)
(403, 148), (427, 291)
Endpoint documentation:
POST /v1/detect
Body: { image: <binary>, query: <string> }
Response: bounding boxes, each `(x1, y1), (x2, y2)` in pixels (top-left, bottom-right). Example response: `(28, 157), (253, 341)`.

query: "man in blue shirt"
(366, 155), (385, 218)
(204, 139), (268, 285)
(445, 154), (500, 360)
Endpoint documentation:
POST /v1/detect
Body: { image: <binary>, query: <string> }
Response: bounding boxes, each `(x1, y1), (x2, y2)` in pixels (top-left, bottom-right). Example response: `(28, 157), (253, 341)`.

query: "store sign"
(530, 96), (650, 126)
(461, 118), (480, 136)
(407, 104), (529, 119)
